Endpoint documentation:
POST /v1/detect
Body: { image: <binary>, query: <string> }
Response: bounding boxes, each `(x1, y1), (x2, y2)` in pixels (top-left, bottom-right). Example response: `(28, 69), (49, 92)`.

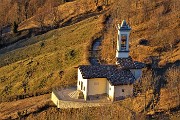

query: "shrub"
(138, 39), (149, 46)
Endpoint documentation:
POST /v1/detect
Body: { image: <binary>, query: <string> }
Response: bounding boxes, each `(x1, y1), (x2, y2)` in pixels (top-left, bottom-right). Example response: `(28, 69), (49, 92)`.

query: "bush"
(138, 39), (149, 46)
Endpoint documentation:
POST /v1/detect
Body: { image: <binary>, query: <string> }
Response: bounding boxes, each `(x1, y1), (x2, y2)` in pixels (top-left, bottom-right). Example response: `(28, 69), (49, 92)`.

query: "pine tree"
(12, 21), (18, 33)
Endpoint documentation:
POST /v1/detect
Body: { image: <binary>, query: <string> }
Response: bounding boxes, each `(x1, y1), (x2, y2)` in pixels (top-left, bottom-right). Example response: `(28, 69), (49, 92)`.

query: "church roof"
(117, 57), (145, 69)
(78, 65), (136, 86)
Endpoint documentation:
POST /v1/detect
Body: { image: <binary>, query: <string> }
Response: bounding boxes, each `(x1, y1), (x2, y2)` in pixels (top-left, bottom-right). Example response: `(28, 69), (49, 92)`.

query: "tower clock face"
(121, 35), (127, 50)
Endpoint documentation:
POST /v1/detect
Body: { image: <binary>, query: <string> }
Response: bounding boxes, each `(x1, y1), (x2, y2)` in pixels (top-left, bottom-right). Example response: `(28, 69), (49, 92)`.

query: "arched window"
(121, 34), (127, 50)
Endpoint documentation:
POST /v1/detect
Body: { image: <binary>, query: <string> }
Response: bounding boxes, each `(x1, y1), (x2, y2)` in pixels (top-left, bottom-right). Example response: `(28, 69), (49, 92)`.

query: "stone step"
(68, 91), (77, 97)
(68, 90), (84, 99)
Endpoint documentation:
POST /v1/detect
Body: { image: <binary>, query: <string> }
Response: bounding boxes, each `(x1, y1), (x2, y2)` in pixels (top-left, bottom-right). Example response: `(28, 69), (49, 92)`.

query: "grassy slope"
(25, 104), (134, 120)
(0, 15), (104, 99)
(19, 0), (104, 30)
(99, 0), (180, 118)
(0, 0), (179, 119)
(0, 96), (134, 120)
(0, 94), (50, 119)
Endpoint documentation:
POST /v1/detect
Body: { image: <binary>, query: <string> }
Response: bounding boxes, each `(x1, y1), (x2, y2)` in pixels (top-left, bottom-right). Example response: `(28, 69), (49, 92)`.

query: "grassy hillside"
(0, 15), (104, 101)
(0, 0), (179, 119)
(0, 94), (51, 119)
(101, 0), (180, 66)
(25, 104), (134, 120)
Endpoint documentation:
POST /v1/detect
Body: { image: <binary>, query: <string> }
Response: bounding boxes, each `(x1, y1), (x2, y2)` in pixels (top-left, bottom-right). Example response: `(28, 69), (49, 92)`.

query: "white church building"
(77, 20), (145, 101)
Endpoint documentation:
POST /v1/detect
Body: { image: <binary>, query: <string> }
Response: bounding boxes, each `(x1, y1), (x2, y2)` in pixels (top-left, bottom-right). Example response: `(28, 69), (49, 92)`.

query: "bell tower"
(116, 20), (131, 58)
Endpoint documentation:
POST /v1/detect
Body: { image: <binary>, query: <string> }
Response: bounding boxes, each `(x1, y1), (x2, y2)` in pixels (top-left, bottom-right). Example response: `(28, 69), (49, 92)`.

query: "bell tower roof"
(118, 20), (131, 31)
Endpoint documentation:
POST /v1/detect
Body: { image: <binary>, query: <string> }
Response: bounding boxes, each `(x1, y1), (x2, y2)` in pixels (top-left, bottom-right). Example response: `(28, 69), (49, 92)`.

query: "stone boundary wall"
(51, 90), (111, 108)
(58, 100), (107, 108)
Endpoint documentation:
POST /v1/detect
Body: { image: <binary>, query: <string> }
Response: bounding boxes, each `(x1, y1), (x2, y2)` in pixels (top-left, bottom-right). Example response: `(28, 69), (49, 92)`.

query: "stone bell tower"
(116, 20), (131, 58)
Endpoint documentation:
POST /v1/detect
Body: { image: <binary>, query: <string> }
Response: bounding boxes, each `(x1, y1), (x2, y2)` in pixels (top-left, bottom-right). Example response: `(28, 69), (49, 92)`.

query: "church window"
(121, 35), (127, 51)
(84, 86), (85, 91)
(81, 82), (83, 90)
(122, 89), (124, 92)
(79, 81), (80, 85)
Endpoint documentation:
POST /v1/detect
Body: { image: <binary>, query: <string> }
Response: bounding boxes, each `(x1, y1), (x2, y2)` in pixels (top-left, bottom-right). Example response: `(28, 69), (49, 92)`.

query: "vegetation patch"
(0, 15), (104, 101)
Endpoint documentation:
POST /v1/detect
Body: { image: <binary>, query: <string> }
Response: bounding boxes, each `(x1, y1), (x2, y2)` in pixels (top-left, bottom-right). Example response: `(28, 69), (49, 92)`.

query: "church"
(77, 20), (145, 101)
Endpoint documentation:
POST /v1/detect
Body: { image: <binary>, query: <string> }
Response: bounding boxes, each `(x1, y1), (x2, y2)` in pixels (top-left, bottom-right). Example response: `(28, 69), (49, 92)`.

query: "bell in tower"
(116, 20), (131, 58)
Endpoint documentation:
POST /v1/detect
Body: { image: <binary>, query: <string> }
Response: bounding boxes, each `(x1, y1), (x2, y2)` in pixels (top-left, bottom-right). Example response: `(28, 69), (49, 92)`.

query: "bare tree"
(156, 12), (162, 32)
(50, 7), (61, 28)
(24, 0), (29, 19)
(104, 0), (109, 6)
(0, 19), (3, 36)
(16, 1), (23, 23)
(135, 0), (138, 9)
(94, 0), (99, 6)
(35, 12), (46, 30)
(141, 1), (149, 22)
(166, 66), (180, 108)
(0, 0), (11, 25)
(137, 70), (153, 112)
(114, 0), (131, 22)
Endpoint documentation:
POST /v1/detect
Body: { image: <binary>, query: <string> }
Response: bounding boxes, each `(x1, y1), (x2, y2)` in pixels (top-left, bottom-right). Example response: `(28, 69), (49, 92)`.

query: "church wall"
(117, 31), (130, 51)
(114, 85), (133, 99)
(107, 82), (114, 101)
(77, 68), (88, 100)
(116, 51), (129, 58)
(106, 80), (109, 94)
(77, 68), (83, 90)
(51, 91), (59, 108)
(87, 78), (107, 96)
(82, 79), (88, 100)
(130, 69), (142, 80)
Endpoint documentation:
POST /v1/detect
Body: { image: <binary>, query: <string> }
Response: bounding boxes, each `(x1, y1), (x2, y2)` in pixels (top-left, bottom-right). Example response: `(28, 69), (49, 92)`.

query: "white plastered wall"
(51, 91), (60, 108)
(116, 51), (129, 58)
(116, 30), (130, 58)
(82, 79), (88, 100)
(77, 68), (82, 90)
(77, 68), (88, 100)
(88, 78), (107, 95)
(107, 81), (114, 101)
(114, 85), (133, 98)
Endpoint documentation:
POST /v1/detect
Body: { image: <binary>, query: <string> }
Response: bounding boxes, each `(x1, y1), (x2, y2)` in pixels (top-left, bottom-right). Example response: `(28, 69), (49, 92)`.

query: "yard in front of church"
(51, 86), (112, 108)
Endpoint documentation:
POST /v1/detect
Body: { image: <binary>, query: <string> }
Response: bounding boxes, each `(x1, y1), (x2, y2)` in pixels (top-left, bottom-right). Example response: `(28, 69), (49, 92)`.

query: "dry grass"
(19, 0), (106, 30)
(157, 88), (180, 111)
(0, 94), (51, 119)
(0, 0), (179, 119)
(25, 103), (134, 120)
(157, 66), (180, 111)
(101, 0), (180, 65)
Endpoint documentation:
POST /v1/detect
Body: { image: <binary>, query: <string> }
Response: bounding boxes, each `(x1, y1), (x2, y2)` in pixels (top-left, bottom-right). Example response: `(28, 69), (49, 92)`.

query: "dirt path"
(89, 37), (102, 65)
(0, 94), (51, 119)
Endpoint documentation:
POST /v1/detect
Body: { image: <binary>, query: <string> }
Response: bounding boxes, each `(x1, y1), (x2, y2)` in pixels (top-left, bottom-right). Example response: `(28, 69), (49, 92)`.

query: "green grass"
(0, 15), (103, 100)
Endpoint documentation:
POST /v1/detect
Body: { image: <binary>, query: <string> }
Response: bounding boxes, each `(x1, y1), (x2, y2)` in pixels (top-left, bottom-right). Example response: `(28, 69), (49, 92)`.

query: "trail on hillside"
(89, 38), (102, 65)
